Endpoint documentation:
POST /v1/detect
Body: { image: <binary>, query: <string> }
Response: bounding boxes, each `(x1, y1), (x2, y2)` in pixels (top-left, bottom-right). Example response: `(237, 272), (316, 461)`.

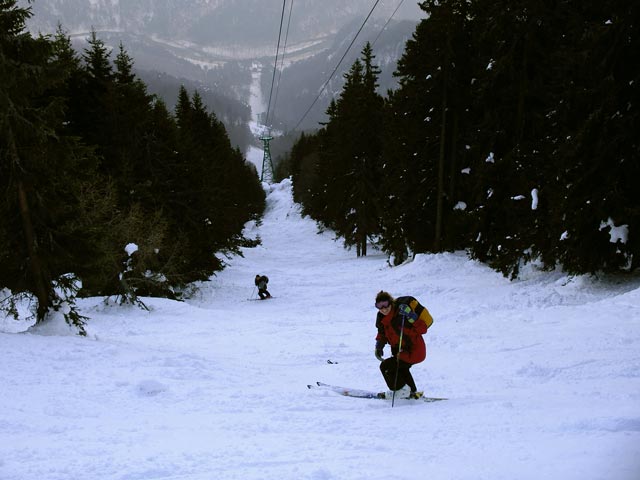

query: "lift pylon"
(259, 134), (275, 183)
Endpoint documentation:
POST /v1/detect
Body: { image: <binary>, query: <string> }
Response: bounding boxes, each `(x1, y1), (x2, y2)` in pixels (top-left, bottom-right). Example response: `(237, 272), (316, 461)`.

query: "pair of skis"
(308, 381), (447, 403)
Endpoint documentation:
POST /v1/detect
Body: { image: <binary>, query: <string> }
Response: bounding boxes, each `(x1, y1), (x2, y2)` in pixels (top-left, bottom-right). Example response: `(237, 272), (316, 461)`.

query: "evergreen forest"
(280, 0), (639, 279)
(3, 0), (639, 334)
(0, 1), (265, 333)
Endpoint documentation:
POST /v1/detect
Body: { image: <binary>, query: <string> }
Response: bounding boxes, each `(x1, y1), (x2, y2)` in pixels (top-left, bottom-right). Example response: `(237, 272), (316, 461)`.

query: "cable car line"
(264, 0), (288, 130)
(372, 0), (405, 47)
(271, 0), (295, 131)
(292, 0), (382, 132)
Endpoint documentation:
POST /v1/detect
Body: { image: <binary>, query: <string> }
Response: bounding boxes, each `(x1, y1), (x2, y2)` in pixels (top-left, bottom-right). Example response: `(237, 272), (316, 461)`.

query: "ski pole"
(391, 312), (406, 408)
(250, 286), (256, 299)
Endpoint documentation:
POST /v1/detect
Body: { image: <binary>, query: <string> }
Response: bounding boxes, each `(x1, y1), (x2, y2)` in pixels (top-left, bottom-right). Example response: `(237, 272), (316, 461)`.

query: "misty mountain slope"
(262, 18), (420, 131)
(21, 0), (425, 131)
(23, 0), (422, 45)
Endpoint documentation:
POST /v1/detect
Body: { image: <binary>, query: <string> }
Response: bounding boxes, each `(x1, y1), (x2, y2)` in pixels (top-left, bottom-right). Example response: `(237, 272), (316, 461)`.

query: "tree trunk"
(17, 181), (51, 322)
(434, 65), (448, 252)
(448, 112), (459, 202)
(9, 130), (51, 322)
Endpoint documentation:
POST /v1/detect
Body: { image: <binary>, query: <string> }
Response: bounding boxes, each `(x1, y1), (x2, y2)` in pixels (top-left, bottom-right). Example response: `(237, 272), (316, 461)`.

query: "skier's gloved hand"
(375, 341), (385, 361)
(398, 304), (418, 323)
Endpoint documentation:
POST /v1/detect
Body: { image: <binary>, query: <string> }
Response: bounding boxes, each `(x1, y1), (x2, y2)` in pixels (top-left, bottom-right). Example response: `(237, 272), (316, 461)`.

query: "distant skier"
(373, 290), (433, 399)
(254, 274), (271, 300)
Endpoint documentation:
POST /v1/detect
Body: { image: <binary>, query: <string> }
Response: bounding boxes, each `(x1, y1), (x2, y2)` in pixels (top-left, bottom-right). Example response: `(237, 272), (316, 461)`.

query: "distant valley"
(20, 0), (422, 147)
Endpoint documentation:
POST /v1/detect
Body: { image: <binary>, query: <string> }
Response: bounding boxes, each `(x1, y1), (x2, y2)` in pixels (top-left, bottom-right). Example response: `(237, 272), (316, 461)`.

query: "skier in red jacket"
(374, 290), (433, 399)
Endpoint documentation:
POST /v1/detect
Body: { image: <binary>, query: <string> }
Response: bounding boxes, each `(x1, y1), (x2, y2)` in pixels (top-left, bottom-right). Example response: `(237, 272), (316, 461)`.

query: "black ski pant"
(380, 357), (417, 392)
(258, 288), (271, 299)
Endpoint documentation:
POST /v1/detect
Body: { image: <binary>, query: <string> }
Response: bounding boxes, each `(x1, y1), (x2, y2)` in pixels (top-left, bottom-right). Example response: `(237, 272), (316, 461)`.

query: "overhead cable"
(372, 0), (405, 47)
(265, 0), (288, 130)
(271, 0), (295, 130)
(292, 0), (382, 132)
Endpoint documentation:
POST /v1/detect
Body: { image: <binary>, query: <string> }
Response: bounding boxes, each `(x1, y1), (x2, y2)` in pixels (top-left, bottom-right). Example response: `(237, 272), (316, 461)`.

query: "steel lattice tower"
(259, 135), (274, 183)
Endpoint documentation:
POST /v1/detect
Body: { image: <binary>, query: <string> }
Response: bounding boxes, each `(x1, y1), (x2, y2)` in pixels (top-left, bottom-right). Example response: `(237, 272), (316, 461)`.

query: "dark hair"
(375, 290), (394, 304)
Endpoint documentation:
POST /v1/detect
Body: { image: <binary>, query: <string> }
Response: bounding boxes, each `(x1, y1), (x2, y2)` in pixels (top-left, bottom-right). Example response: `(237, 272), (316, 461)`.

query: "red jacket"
(375, 296), (432, 364)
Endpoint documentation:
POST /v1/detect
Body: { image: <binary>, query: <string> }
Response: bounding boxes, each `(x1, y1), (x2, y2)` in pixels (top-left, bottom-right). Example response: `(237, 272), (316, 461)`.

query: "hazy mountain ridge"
(20, 0), (423, 133)
(24, 0), (224, 39)
(21, 0), (423, 86)
(23, 0), (422, 46)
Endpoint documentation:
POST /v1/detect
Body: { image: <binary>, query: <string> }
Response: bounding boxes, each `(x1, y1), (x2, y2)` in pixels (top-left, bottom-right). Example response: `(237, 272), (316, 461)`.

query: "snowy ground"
(1, 179), (640, 480)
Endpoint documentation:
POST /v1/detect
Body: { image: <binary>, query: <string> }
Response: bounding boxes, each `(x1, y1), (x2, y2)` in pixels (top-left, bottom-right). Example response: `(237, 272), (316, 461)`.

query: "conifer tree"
(552, 0), (640, 274)
(66, 29), (115, 163)
(0, 1), (114, 330)
(83, 28), (113, 82)
(159, 87), (265, 284)
(315, 43), (385, 256)
(380, 0), (473, 260)
(465, 0), (567, 277)
(109, 42), (155, 200)
(114, 42), (135, 84)
(288, 132), (322, 207)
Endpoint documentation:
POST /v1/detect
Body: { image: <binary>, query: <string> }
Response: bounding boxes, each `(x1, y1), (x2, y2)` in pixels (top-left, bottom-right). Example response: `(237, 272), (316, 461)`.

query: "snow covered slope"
(1, 179), (639, 479)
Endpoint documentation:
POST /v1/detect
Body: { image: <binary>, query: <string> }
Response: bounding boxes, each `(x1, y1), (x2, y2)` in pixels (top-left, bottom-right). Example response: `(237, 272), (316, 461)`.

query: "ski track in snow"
(1, 179), (640, 480)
